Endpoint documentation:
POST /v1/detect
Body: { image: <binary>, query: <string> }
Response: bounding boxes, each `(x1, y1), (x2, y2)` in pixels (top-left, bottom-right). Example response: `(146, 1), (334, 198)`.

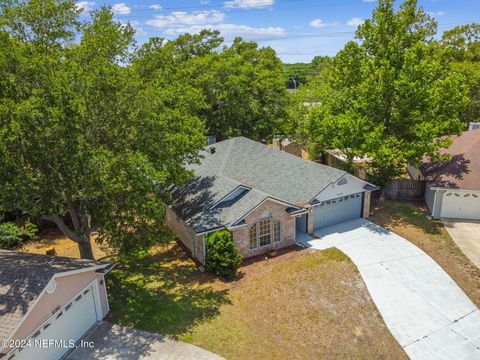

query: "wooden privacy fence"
(384, 179), (425, 200)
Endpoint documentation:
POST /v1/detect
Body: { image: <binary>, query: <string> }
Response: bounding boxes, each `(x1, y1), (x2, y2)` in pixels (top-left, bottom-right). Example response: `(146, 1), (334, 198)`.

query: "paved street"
(67, 322), (223, 360)
(443, 219), (480, 268)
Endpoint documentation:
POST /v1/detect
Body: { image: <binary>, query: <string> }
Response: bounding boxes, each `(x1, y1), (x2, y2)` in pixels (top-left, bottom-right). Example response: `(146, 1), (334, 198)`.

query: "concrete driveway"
(442, 219), (480, 268)
(67, 322), (223, 360)
(298, 219), (480, 360)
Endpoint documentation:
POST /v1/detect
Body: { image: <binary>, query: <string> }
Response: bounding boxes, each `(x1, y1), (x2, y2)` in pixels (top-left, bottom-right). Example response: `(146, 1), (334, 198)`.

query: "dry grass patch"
(23, 230), (108, 259)
(369, 200), (480, 307)
(108, 242), (406, 360)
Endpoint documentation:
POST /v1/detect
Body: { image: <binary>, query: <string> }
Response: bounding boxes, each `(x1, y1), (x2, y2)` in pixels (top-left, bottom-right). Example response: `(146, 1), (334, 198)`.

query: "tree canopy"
(295, 0), (467, 184)
(0, 0), (287, 258)
(441, 23), (480, 124)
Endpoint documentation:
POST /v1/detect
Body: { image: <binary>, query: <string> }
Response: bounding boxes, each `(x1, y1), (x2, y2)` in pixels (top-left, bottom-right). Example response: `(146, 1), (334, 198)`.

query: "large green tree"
(0, 1), (205, 258)
(442, 23), (480, 124)
(135, 31), (288, 141)
(303, 0), (467, 184)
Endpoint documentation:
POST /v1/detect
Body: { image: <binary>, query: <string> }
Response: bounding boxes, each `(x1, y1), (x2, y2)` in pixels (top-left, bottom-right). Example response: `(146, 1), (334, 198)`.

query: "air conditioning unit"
(468, 122), (480, 131)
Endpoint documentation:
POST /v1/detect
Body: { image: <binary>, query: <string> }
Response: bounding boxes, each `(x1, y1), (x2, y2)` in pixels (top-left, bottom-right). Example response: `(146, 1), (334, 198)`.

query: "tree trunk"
(78, 233), (94, 260)
(42, 212), (95, 260)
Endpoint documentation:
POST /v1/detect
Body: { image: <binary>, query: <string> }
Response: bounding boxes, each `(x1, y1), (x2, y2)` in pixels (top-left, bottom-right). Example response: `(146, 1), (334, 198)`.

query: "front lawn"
(369, 200), (480, 307)
(108, 242), (406, 359)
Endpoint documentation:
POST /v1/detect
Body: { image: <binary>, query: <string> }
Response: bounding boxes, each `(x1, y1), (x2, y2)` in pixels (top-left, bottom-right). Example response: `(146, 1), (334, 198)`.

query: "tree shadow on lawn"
(107, 243), (231, 339)
(371, 200), (444, 236)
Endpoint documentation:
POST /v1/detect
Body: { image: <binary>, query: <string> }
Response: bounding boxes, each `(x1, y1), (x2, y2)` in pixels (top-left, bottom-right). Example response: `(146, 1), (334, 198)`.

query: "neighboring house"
(0, 251), (113, 360)
(408, 128), (480, 220)
(272, 137), (309, 159)
(167, 137), (378, 264)
(323, 149), (371, 181)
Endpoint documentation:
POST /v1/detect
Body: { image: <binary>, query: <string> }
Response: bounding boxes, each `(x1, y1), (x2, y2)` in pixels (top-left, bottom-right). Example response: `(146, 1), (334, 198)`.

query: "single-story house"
(167, 137), (378, 264)
(0, 251), (113, 360)
(407, 128), (480, 220)
(272, 137), (309, 159)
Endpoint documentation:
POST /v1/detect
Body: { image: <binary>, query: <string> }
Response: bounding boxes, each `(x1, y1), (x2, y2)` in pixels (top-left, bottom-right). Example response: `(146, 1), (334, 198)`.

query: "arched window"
(249, 218), (282, 250)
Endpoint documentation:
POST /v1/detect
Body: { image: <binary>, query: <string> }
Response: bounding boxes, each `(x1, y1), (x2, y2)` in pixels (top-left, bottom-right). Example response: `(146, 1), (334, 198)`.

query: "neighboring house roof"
(171, 137), (356, 233)
(420, 129), (480, 190)
(0, 251), (109, 342)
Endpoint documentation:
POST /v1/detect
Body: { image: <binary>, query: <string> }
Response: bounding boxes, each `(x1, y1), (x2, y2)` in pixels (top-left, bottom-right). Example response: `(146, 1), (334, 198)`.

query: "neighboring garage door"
(13, 282), (99, 360)
(313, 193), (363, 230)
(440, 190), (480, 220)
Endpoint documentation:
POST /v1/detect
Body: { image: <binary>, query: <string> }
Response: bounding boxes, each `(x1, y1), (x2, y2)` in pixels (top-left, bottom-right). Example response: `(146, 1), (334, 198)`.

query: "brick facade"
(167, 201), (296, 264)
(168, 192), (372, 264)
(166, 207), (205, 262)
(231, 200), (295, 258)
(362, 191), (371, 218)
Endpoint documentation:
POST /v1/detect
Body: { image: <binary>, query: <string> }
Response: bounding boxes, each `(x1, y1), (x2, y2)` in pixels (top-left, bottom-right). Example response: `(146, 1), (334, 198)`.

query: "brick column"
(363, 192), (371, 218)
(307, 208), (314, 234)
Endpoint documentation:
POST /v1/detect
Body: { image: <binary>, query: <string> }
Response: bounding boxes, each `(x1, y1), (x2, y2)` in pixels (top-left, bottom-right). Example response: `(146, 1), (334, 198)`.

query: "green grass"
(108, 243), (407, 359)
(107, 243), (230, 337)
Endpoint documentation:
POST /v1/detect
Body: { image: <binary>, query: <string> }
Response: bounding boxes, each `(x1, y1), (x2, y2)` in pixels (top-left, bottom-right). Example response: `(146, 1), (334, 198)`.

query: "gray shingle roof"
(0, 251), (108, 343)
(171, 137), (348, 233)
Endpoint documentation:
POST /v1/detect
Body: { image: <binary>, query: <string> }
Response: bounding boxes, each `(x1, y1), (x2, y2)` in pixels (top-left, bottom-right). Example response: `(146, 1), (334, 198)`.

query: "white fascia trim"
(290, 209), (308, 216)
(230, 196), (300, 226)
(307, 172), (375, 204)
(3, 265), (108, 346)
(209, 185), (251, 209)
(226, 223), (248, 231)
(196, 226), (226, 236)
(6, 279), (102, 357)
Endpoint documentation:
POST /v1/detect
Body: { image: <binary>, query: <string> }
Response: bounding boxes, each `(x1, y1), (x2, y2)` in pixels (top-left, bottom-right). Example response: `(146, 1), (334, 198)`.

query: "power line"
(117, 0), (377, 16)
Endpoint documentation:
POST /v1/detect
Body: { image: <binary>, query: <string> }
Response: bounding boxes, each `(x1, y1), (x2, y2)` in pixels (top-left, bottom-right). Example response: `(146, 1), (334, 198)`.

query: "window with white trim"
(249, 217), (282, 250)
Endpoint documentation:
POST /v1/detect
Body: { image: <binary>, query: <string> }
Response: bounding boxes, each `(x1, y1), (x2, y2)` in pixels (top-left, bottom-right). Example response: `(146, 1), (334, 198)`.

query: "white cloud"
(200, 0), (211, 4)
(347, 17), (364, 26)
(428, 11), (445, 17)
(363, 0), (376, 2)
(146, 10), (225, 28)
(163, 23), (286, 42)
(149, 4), (162, 10)
(112, 3), (131, 15)
(75, 1), (95, 12)
(310, 19), (327, 28)
(224, 0), (274, 9)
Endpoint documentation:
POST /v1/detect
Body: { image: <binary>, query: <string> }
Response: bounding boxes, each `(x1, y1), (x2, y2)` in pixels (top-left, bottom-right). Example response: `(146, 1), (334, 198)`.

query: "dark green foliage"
(442, 23), (480, 124)
(298, 0), (467, 186)
(0, 221), (38, 249)
(0, 2), (205, 258)
(283, 56), (332, 88)
(205, 230), (243, 278)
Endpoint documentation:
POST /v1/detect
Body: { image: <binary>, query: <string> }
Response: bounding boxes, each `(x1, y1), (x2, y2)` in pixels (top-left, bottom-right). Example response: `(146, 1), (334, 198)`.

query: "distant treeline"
(283, 56), (332, 89)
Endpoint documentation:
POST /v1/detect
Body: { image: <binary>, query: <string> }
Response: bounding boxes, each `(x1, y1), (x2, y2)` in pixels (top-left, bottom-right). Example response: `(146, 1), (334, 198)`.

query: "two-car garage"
(312, 193), (364, 230)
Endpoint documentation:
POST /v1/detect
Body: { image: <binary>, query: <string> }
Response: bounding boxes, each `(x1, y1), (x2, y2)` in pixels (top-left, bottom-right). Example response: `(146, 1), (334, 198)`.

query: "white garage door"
(440, 190), (480, 220)
(313, 193), (363, 230)
(12, 282), (99, 360)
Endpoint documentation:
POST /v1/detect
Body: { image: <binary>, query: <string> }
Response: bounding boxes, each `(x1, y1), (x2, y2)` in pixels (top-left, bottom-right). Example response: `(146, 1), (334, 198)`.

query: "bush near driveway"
(204, 230), (243, 277)
(0, 221), (38, 250)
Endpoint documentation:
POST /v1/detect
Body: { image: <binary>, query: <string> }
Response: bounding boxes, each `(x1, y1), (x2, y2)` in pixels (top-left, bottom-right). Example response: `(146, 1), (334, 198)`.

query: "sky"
(75, 0), (480, 63)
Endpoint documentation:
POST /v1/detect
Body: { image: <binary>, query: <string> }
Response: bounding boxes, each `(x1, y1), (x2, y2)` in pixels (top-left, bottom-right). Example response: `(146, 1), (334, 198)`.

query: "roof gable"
(0, 251), (108, 343)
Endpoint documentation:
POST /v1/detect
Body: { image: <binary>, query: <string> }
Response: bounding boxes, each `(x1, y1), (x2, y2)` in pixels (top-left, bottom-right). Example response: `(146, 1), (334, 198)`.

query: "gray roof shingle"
(0, 251), (108, 342)
(171, 137), (348, 233)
